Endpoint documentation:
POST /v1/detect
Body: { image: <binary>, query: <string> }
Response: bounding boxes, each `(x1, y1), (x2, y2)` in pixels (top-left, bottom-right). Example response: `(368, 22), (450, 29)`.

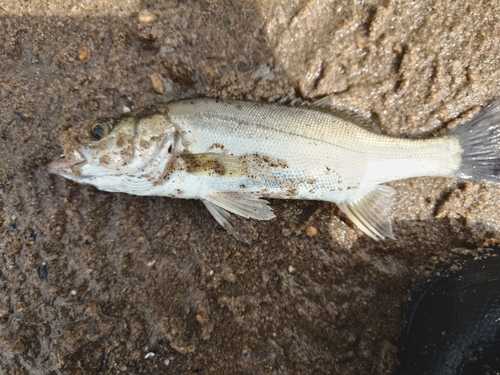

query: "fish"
(48, 97), (500, 242)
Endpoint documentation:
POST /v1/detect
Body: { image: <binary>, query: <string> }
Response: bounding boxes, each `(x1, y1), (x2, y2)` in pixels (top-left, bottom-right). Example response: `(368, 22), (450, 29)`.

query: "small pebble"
(195, 313), (206, 324)
(77, 46), (89, 63)
(0, 305), (9, 317)
(144, 352), (155, 359)
(150, 72), (165, 94)
(37, 264), (49, 280)
(70, 290), (77, 296)
(122, 106), (131, 114)
(15, 302), (26, 312)
(138, 9), (157, 23)
(305, 225), (318, 236)
(288, 265), (295, 274)
(224, 272), (236, 283)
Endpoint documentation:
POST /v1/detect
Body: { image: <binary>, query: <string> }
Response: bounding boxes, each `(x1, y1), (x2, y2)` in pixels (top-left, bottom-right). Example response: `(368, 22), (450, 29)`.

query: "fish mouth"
(48, 149), (88, 177)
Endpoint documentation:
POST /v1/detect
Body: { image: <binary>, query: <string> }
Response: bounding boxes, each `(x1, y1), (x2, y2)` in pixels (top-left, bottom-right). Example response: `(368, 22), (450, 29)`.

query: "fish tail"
(452, 100), (500, 183)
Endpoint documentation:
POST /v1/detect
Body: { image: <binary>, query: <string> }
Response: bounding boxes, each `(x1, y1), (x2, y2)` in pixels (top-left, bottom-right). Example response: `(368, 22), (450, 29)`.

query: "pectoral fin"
(337, 185), (395, 240)
(180, 153), (247, 178)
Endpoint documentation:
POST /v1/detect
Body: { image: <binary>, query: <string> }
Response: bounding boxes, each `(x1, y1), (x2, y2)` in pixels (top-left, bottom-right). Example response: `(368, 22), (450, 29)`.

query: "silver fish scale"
(168, 100), (362, 200)
(166, 99), (461, 201)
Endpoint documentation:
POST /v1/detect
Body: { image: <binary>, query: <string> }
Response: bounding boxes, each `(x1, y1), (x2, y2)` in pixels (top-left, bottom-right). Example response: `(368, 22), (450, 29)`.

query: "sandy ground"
(2, 0), (500, 374)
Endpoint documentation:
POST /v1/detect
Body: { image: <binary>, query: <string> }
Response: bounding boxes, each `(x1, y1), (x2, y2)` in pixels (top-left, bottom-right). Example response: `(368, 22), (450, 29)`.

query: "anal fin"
(336, 185), (396, 240)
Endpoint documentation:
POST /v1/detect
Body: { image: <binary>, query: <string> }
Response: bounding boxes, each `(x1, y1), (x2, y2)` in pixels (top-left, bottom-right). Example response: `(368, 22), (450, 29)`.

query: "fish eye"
(91, 118), (115, 139)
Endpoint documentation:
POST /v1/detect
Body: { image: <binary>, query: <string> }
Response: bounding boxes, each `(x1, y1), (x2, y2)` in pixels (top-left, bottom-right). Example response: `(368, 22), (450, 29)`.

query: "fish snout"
(48, 149), (87, 176)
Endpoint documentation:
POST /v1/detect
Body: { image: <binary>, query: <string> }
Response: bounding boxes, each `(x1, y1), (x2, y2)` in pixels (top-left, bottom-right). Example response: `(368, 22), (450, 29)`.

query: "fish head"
(49, 112), (177, 193)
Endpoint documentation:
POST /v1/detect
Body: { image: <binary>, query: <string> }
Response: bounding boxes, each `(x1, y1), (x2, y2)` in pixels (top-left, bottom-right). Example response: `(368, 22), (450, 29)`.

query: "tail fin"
(452, 100), (500, 183)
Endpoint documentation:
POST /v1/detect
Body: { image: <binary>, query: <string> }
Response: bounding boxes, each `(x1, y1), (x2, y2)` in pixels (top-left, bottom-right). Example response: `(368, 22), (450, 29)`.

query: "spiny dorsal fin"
(336, 185), (396, 240)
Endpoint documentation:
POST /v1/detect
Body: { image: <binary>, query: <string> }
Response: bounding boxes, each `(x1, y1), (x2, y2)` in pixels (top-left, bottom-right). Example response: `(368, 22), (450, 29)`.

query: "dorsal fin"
(307, 96), (381, 134)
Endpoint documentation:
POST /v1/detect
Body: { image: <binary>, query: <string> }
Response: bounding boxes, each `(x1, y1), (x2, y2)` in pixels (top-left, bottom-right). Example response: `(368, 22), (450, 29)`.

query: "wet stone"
(37, 265), (48, 280)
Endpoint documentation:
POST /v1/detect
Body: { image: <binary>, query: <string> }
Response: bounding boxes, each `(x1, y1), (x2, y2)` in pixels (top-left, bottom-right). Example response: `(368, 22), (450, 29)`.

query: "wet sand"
(2, 1), (500, 373)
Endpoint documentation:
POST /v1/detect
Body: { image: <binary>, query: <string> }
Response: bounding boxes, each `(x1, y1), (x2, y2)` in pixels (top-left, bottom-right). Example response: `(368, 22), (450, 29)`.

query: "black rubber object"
(404, 252), (500, 375)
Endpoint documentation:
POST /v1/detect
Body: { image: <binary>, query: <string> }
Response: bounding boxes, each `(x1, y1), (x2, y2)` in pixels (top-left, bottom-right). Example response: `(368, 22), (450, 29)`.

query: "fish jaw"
(49, 133), (176, 194)
(49, 153), (156, 194)
(48, 140), (122, 187)
(48, 148), (89, 180)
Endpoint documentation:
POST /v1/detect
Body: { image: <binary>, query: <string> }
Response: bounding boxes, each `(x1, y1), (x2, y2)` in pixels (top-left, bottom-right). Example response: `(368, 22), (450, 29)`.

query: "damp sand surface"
(2, 1), (500, 373)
